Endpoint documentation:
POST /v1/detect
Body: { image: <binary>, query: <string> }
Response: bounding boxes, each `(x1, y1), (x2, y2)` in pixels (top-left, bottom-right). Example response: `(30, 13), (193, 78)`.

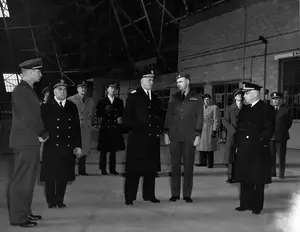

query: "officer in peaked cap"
(8, 57), (47, 227)
(269, 91), (292, 179)
(40, 77), (82, 209)
(68, 80), (95, 176)
(233, 81), (275, 214)
(164, 72), (203, 203)
(123, 69), (163, 206)
(96, 81), (125, 175)
(222, 87), (244, 184)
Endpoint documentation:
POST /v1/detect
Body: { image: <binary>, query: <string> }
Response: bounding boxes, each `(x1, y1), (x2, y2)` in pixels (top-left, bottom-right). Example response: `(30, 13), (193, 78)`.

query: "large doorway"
(279, 58), (300, 121)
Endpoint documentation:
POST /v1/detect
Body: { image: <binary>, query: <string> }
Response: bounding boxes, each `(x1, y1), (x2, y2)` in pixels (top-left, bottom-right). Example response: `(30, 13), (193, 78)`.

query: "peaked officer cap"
(77, 80), (88, 88)
(19, 58), (43, 70)
(142, 70), (155, 79)
(53, 79), (68, 89)
(176, 73), (191, 80)
(232, 88), (244, 97)
(242, 82), (262, 92)
(270, 92), (283, 99)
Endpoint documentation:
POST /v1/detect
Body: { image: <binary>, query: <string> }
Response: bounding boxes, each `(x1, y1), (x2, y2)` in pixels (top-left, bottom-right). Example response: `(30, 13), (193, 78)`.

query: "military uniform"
(222, 88), (243, 182)
(68, 81), (95, 175)
(96, 83), (125, 174)
(269, 92), (293, 179)
(8, 58), (48, 227)
(233, 82), (275, 214)
(164, 73), (203, 200)
(123, 71), (163, 205)
(40, 79), (81, 208)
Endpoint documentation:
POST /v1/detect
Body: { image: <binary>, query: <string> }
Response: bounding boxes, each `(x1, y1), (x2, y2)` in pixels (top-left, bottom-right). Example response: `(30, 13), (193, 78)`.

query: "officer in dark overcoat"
(222, 88), (244, 183)
(8, 58), (48, 228)
(40, 79), (82, 209)
(233, 82), (275, 215)
(164, 73), (203, 203)
(96, 82), (125, 175)
(269, 92), (293, 179)
(123, 71), (163, 206)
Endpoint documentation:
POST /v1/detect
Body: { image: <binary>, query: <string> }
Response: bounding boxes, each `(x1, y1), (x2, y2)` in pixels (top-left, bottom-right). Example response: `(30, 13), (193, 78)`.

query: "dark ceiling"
(0, 0), (225, 84)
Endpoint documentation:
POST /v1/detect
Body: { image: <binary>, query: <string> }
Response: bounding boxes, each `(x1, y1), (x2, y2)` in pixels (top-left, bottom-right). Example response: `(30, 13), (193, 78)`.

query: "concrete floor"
(0, 146), (300, 232)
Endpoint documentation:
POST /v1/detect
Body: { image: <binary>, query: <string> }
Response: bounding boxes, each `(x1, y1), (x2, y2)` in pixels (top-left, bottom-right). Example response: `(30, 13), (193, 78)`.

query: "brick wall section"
(178, 0), (300, 94)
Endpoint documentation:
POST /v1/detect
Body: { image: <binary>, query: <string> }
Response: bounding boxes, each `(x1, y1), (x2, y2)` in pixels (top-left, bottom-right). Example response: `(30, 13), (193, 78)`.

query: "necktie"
(182, 92), (185, 101)
(60, 101), (63, 108)
(82, 97), (85, 103)
(147, 91), (151, 100)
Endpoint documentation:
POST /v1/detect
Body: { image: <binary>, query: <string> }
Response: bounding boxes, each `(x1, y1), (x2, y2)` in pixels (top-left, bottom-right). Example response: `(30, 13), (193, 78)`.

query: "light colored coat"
(68, 94), (95, 156)
(197, 104), (220, 152)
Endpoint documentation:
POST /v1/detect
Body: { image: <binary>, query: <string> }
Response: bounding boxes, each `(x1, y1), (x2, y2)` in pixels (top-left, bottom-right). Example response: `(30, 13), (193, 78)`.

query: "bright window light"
(0, 0), (10, 18)
(2, 73), (22, 92)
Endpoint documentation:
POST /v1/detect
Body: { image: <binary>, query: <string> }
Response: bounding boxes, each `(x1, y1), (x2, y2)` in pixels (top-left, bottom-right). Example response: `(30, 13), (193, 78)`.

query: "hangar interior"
(0, 0), (300, 231)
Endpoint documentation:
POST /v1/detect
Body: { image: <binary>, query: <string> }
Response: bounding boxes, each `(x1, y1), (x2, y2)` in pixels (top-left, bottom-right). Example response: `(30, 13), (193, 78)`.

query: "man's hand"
(117, 117), (123, 125)
(74, 147), (82, 158)
(105, 105), (113, 113)
(193, 136), (200, 147)
(164, 134), (170, 145)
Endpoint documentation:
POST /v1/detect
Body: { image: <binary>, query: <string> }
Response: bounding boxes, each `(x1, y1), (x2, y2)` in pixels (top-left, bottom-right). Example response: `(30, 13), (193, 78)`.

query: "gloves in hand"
(105, 105), (113, 113)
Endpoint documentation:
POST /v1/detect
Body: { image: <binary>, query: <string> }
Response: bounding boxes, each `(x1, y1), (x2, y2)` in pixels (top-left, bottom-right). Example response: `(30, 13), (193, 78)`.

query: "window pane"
(0, 0), (10, 18)
(2, 73), (21, 92)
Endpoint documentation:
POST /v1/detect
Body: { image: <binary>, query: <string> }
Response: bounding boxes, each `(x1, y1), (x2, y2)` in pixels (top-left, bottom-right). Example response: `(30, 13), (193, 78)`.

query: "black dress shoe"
(57, 203), (66, 208)
(183, 197), (193, 203)
(101, 170), (108, 175)
(125, 200), (133, 206)
(28, 214), (42, 220)
(195, 163), (207, 167)
(235, 206), (248, 211)
(110, 171), (119, 175)
(169, 196), (180, 202)
(48, 203), (57, 208)
(252, 209), (262, 215)
(226, 179), (234, 184)
(79, 172), (89, 176)
(11, 221), (37, 227)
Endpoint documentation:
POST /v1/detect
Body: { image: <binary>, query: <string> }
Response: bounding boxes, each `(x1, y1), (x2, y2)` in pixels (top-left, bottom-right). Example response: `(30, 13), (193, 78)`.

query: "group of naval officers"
(6, 57), (293, 228)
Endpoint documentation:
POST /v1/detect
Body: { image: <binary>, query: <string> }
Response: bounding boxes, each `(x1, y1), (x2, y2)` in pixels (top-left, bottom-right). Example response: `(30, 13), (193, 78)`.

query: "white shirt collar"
(107, 95), (114, 103)
(251, 99), (260, 107)
(54, 96), (66, 107)
(142, 87), (151, 100)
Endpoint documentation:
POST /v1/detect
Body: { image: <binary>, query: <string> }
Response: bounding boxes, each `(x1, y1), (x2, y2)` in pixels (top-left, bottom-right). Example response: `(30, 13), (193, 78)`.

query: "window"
(155, 89), (170, 110)
(191, 85), (204, 95)
(279, 58), (300, 120)
(2, 73), (22, 92)
(212, 82), (239, 118)
(0, 0), (10, 18)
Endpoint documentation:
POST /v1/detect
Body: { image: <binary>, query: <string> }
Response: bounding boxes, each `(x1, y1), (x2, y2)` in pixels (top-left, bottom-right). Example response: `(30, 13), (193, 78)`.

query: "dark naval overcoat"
(123, 87), (164, 174)
(40, 98), (82, 182)
(96, 96), (125, 152)
(233, 100), (275, 184)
